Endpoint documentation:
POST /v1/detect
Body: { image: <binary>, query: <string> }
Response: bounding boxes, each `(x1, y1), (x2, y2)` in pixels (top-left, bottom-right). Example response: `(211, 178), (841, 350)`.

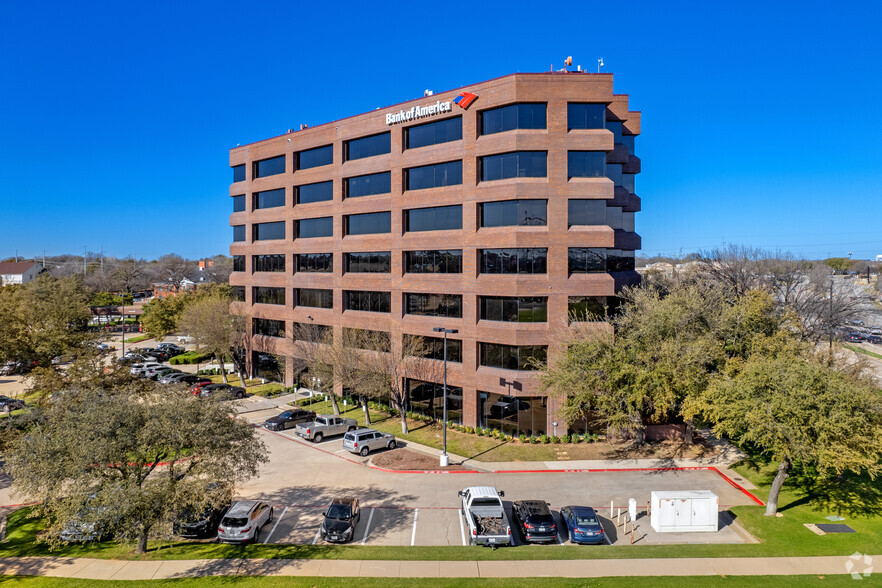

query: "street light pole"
(433, 327), (458, 467)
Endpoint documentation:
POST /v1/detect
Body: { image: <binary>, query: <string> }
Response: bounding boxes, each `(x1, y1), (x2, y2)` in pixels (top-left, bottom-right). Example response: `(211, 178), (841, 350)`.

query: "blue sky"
(2, 0), (880, 261)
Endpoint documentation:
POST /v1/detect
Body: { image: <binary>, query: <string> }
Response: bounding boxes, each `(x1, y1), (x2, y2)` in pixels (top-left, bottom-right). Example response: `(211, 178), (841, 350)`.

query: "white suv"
(217, 500), (273, 544)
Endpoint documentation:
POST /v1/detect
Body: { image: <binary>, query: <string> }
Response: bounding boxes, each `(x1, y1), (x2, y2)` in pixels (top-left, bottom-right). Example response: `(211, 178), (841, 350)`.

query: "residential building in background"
(229, 71), (641, 435)
(153, 277), (197, 299)
(0, 261), (43, 285)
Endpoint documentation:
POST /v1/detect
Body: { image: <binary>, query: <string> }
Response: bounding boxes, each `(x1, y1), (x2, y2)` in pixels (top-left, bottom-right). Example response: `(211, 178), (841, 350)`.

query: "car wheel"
(313, 433), (323, 443)
(348, 425), (357, 432)
(360, 446), (370, 457)
(268, 507), (274, 523)
(569, 529), (575, 543)
(236, 391), (244, 399)
(253, 526), (261, 543)
(387, 440), (397, 450)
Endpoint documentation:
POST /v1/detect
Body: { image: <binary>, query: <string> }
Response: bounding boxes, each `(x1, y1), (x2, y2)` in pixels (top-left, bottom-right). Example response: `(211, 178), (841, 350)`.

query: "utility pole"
(84, 245), (87, 276)
(42, 250), (45, 268)
(829, 280), (834, 351)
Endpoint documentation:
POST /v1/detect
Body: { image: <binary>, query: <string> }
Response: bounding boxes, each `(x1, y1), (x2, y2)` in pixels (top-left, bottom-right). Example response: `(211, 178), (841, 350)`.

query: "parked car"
(511, 500), (557, 543)
(263, 409), (317, 431)
(145, 366), (178, 380)
(167, 374), (211, 387)
(866, 335), (882, 344)
(157, 342), (184, 353)
(459, 486), (512, 546)
(296, 415), (358, 443)
(0, 360), (35, 376)
(190, 380), (214, 394)
(118, 353), (148, 365)
(320, 497), (360, 543)
(142, 349), (172, 362)
(217, 500), (273, 544)
(199, 383), (246, 400)
(156, 370), (186, 384)
(130, 362), (163, 376)
(0, 395), (26, 413)
(177, 335), (194, 344)
(342, 428), (397, 457)
(174, 503), (230, 539)
(560, 506), (605, 545)
(59, 502), (116, 543)
(848, 332), (864, 342)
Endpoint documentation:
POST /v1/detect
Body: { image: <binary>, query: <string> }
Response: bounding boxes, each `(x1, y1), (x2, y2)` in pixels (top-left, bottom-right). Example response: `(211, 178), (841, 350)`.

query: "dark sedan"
(173, 503), (230, 538)
(263, 409), (316, 431)
(0, 395), (26, 413)
(560, 506), (606, 545)
(320, 497), (360, 543)
(512, 500), (557, 543)
(199, 384), (246, 400)
(166, 374), (212, 387)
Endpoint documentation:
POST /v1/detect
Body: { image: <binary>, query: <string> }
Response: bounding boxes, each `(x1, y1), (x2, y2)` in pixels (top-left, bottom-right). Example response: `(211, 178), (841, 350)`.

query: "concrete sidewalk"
(0, 555), (875, 579)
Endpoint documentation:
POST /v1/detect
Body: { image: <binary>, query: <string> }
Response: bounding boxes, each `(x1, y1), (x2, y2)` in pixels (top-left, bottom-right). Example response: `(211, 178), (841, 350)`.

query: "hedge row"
(170, 352), (209, 365)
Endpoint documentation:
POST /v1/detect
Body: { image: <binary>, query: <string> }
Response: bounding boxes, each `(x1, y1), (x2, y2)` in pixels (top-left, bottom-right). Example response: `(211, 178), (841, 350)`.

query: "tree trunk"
(397, 400), (409, 434)
(362, 397), (372, 426)
(684, 419), (695, 444)
(329, 392), (340, 416)
(238, 372), (247, 387)
(219, 354), (228, 384)
(135, 527), (149, 554)
(765, 459), (791, 516)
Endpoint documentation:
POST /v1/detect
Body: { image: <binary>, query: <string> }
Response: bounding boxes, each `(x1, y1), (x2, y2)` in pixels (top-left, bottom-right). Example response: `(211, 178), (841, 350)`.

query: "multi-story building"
(229, 71), (641, 436)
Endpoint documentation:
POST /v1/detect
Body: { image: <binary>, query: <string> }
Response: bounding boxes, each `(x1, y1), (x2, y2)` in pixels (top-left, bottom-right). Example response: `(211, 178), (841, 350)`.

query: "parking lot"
(229, 406), (757, 547)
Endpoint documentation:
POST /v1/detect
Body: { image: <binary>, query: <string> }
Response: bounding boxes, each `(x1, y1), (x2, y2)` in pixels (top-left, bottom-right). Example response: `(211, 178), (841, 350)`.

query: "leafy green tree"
(7, 384), (267, 553)
(691, 350), (882, 515)
(0, 275), (91, 366)
(140, 294), (189, 339)
(824, 257), (852, 273)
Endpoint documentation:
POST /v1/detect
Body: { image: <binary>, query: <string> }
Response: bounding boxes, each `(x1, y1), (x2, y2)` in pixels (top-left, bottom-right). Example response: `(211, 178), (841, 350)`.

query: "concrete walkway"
(0, 555), (876, 579)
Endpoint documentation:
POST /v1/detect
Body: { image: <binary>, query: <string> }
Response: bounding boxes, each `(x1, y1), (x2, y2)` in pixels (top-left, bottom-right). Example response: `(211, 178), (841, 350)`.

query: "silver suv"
(217, 500), (273, 544)
(342, 428), (397, 457)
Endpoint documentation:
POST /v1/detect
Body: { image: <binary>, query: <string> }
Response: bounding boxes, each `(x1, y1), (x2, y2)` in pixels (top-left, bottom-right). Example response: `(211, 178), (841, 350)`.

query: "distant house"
(0, 261), (43, 285)
(153, 277), (197, 299)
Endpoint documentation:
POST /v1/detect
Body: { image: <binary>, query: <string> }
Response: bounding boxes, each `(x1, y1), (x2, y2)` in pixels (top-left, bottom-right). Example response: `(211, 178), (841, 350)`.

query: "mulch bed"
(370, 448), (473, 471)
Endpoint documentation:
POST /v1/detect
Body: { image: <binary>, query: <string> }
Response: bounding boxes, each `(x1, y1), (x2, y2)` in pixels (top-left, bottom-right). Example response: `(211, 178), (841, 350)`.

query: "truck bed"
(476, 515), (507, 536)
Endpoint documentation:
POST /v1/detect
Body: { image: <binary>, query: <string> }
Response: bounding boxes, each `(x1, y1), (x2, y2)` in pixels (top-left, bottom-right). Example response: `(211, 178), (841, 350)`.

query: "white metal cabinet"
(650, 490), (718, 533)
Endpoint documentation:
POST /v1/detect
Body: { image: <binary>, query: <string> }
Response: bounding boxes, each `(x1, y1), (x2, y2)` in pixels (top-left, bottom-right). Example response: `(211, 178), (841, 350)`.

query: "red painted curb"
(707, 466), (765, 506)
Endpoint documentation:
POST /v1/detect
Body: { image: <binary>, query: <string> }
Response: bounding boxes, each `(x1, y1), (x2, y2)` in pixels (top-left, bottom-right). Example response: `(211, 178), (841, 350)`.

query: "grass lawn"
(842, 343), (882, 360)
(123, 335), (151, 343)
(0, 576), (863, 587)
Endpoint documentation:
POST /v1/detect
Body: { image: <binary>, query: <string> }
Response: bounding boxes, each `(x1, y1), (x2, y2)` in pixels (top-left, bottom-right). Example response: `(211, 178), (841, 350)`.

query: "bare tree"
(112, 257), (150, 293)
(156, 254), (196, 290)
(201, 255), (233, 284)
(290, 322), (346, 416)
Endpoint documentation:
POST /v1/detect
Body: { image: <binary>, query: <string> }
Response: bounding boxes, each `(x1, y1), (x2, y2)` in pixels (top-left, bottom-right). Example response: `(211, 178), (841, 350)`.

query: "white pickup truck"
(459, 486), (512, 546)
(295, 414), (358, 443)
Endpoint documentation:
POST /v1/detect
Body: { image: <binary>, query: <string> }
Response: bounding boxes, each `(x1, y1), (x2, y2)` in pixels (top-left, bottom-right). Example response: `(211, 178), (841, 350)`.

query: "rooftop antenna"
(560, 56), (572, 72)
(597, 57), (604, 73)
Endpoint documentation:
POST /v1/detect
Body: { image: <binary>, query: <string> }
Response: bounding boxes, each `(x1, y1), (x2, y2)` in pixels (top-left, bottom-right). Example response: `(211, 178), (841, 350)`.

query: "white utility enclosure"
(650, 490), (719, 533)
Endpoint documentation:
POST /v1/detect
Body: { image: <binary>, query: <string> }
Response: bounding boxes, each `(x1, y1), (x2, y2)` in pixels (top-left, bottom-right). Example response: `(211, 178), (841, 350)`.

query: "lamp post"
(433, 327), (458, 467)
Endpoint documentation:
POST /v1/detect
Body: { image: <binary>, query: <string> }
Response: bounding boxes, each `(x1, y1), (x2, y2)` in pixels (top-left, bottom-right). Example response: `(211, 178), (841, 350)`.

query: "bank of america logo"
(454, 92), (478, 109)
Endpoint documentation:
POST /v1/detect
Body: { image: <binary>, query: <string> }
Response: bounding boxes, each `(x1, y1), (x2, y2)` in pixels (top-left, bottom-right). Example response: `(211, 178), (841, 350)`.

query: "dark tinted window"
(254, 188), (285, 210)
(480, 200), (546, 227)
(405, 293), (463, 318)
(232, 255), (245, 272)
(253, 155), (285, 178)
(296, 217), (333, 239)
(346, 211), (391, 235)
(568, 199), (607, 226)
(296, 181), (333, 204)
(480, 248), (547, 274)
(480, 152), (546, 181)
(406, 117), (462, 149)
(568, 248), (606, 273)
(253, 254), (285, 272)
(406, 161), (462, 190)
(232, 195), (246, 212)
(232, 164), (246, 183)
(479, 343), (546, 370)
(345, 132), (391, 161)
(404, 250), (462, 274)
(254, 221), (285, 241)
(405, 205), (461, 232)
(345, 290), (391, 313)
(252, 287), (285, 305)
(405, 336), (463, 363)
(481, 103), (546, 135)
(480, 297), (547, 322)
(292, 322), (332, 341)
(568, 296), (620, 319)
(232, 286), (245, 302)
(606, 249), (636, 272)
(233, 225), (246, 242)
(568, 151), (606, 178)
(345, 172), (391, 198)
(345, 251), (391, 273)
(568, 103), (607, 130)
(253, 318), (285, 337)
(296, 288), (333, 308)
(296, 253), (333, 273)
(296, 145), (333, 170)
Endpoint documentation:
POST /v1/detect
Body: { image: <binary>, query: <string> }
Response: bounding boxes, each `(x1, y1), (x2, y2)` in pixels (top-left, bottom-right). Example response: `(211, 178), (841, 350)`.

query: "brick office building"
(229, 71), (641, 435)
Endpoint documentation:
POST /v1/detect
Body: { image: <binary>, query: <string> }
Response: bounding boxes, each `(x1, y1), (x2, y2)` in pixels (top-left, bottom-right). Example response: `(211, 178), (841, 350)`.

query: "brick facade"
(229, 72), (641, 434)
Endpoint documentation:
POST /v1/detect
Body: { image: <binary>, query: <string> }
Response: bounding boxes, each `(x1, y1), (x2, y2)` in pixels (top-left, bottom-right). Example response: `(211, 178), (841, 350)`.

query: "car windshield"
(327, 505), (352, 519)
(575, 515), (599, 525)
(221, 516), (248, 527)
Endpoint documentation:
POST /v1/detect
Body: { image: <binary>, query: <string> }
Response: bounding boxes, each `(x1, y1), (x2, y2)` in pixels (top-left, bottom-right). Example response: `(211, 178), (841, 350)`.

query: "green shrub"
(170, 352), (208, 365)
(540, 435), (550, 444)
(561, 434), (571, 444)
(518, 434), (527, 443)
(529, 436), (539, 444)
(552, 435), (561, 444)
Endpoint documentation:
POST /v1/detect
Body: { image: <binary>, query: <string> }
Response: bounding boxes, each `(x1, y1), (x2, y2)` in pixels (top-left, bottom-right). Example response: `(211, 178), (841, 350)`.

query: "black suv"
(263, 409), (317, 431)
(173, 503), (230, 538)
(320, 497), (360, 543)
(512, 500), (557, 543)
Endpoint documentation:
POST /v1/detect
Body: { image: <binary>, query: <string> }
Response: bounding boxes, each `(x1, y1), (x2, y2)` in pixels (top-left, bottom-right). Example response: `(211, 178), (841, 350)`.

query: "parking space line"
(334, 449), (348, 454)
(361, 507), (374, 545)
(458, 509), (466, 546)
(312, 527), (321, 545)
(263, 506), (287, 543)
(410, 508), (419, 546)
